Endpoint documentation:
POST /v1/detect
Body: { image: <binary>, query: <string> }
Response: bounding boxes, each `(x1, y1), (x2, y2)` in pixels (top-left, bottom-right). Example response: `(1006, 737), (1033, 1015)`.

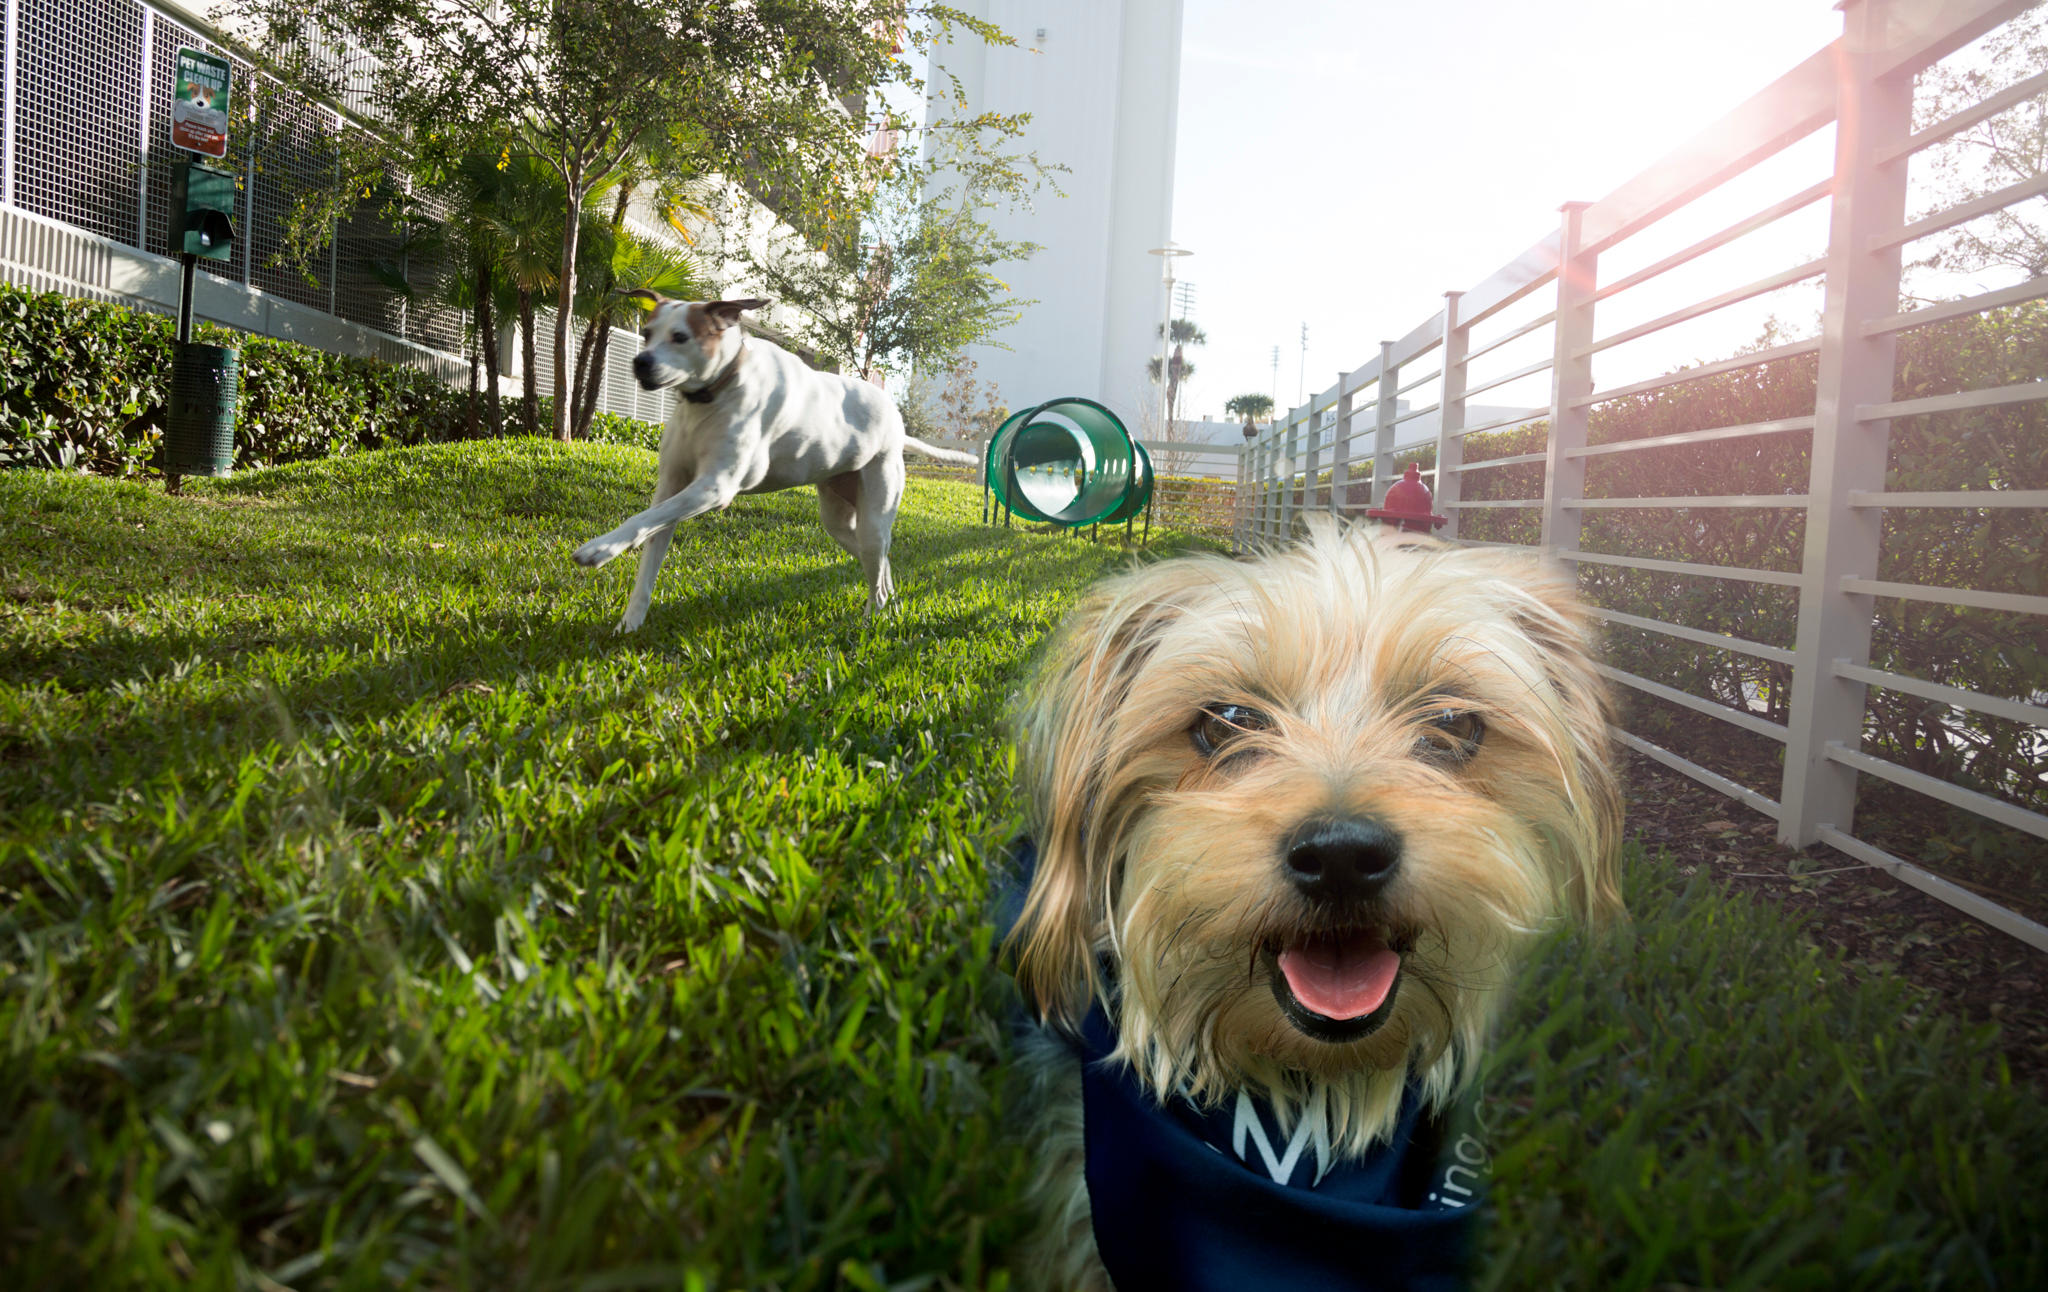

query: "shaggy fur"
(1007, 519), (1623, 1287)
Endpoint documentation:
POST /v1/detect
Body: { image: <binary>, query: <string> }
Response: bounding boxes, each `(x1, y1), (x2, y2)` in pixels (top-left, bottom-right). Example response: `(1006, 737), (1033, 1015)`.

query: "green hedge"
(0, 285), (662, 474)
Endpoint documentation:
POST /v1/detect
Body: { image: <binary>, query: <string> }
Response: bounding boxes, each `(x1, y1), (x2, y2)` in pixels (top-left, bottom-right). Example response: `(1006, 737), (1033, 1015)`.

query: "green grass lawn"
(2, 440), (2042, 1290)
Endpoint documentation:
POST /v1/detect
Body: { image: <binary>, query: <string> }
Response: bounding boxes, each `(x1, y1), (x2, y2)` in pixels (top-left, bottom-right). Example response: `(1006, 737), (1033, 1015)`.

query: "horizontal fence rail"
(1236, 0), (2048, 951)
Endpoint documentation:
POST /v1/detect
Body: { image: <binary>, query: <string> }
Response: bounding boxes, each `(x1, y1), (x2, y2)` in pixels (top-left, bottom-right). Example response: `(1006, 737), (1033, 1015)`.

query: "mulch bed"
(1620, 749), (2048, 1095)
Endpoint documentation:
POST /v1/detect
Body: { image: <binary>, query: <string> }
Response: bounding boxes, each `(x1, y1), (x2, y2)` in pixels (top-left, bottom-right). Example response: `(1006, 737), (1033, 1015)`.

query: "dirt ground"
(1620, 750), (2048, 1095)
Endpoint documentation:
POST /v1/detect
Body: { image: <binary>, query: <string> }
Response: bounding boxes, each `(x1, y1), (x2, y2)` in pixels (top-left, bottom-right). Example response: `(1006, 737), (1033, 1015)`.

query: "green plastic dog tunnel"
(982, 397), (1154, 537)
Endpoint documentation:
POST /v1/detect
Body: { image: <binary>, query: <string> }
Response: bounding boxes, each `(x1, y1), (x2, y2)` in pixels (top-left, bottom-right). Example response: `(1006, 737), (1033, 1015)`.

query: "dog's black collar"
(680, 338), (747, 404)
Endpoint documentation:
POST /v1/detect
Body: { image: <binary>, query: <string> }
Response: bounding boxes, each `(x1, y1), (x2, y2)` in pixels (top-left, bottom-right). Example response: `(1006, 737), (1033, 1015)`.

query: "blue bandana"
(999, 838), (1487, 1292)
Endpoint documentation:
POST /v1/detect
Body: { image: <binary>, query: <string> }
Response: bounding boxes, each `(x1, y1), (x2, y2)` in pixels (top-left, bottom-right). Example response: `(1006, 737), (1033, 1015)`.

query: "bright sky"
(1169, 0), (1849, 422)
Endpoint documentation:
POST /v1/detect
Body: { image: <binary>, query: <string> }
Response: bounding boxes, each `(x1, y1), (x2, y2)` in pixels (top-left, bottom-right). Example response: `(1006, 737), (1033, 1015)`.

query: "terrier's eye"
(672, 331), (689, 344)
(1191, 703), (1271, 756)
(1416, 708), (1484, 765)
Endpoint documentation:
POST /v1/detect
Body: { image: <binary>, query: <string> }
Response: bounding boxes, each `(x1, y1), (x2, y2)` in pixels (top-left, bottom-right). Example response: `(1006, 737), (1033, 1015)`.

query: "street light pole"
(1298, 321), (1308, 406)
(1147, 241), (1192, 434)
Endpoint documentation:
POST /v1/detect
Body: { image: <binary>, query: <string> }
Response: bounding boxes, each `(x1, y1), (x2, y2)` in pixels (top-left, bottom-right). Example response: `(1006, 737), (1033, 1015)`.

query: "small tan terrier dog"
(1003, 518), (1622, 1291)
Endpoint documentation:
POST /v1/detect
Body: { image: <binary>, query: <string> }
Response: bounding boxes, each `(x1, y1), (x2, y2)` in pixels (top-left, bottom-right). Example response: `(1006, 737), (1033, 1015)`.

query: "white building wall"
(927, 0), (1183, 430)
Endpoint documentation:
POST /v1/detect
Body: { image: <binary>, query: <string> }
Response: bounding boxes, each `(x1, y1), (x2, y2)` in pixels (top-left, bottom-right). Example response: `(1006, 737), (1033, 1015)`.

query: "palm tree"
(478, 155), (568, 438)
(1148, 318), (1208, 429)
(420, 150), (524, 440)
(567, 159), (712, 439)
(572, 225), (704, 436)
(1225, 392), (1275, 426)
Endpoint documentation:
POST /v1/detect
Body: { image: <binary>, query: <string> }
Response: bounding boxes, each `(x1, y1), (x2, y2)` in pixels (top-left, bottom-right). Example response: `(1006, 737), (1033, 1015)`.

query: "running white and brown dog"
(1003, 519), (1624, 1291)
(573, 295), (976, 631)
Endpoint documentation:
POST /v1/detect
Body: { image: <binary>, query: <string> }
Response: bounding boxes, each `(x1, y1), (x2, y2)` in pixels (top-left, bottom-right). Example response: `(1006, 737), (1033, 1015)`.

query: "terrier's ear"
(616, 289), (666, 311)
(1502, 559), (1627, 927)
(1008, 575), (1186, 1027)
(707, 297), (770, 326)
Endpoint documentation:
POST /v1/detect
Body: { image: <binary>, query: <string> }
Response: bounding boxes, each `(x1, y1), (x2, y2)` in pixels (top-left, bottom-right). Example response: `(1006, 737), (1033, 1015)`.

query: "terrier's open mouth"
(1267, 927), (1405, 1043)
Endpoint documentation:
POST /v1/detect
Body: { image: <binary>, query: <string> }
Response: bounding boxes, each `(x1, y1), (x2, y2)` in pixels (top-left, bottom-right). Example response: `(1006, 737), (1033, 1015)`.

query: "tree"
(744, 163), (1039, 382)
(566, 159), (710, 439)
(934, 357), (1008, 442)
(240, 0), (1016, 440)
(474, 154), (568, 437)
(1225, 392), (1274, 425)
(1907, 9), (2046, 288)
(1146, 318), (1207, 431)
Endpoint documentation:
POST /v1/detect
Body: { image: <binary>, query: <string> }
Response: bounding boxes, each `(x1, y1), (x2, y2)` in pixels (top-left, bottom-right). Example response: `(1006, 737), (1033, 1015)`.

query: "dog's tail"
(902, 436), (980, 467)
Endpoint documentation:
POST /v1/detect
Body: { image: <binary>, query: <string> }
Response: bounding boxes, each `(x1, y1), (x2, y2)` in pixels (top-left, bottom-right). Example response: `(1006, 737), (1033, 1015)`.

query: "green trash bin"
(165, 340), (240, 478)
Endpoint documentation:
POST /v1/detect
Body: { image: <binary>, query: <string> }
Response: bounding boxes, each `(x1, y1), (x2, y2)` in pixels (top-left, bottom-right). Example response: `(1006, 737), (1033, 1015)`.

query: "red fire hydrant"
(1365, 462), (1448, 533)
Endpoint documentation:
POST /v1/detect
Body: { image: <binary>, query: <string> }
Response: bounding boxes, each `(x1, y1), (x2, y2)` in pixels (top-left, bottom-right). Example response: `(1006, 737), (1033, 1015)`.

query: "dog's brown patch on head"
(683, 302), (720, 342)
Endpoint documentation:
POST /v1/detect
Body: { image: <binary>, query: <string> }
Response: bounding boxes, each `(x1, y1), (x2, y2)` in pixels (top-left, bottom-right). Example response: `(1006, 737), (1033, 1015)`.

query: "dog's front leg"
(573, 471), (739, 573)
(615, 527), (676, 634)
(614, 463), (697, 634)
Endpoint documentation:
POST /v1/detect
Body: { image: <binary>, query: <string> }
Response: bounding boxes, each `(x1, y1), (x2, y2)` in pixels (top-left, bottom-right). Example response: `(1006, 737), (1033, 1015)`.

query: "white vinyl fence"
(1239, 0), (2048, 950)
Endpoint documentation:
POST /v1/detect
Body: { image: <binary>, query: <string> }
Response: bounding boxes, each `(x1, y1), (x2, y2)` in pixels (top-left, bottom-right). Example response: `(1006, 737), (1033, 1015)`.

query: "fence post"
(1304, 398), (1323, 519)
(1233, 438), (1249, 551)
(1277, 410), (1295, 539)
(1261, 419), (1277, 544)
(1, 0), (17, 208)
(242, 105), (258, 287)
(137, 9), (153, 247)
(1331, 372), (1353, 517)
(1254, 432), (1269, 549)
(1541, 201), (1596, 557)
(329, 125), (341, 315)
(1372, 341), (1397, 504)
(1264, 415), (1277, 542)
(1435, 291), (1467, 540)
(1779, 0), (1914, 848)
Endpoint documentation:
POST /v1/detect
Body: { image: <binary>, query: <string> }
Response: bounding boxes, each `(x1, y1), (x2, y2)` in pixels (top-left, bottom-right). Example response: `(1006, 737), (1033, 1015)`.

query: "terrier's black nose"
(1284, 818), (1403, 903)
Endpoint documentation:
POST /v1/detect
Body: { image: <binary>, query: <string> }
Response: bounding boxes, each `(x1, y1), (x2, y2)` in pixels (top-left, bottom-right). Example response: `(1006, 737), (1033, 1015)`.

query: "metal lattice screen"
(247, 91), (336, 311)
(14, 0), (147, 248)
(10, 0), (460, 344)
(5, 0), (676, 422)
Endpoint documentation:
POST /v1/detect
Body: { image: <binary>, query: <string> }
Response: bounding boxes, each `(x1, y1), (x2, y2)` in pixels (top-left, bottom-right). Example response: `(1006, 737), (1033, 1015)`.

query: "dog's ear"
(1502, 561), (1627, 928)
(1008, 573), (1188, 1028)
(616, 289), (666, 311)
(707, 298), (770, 326)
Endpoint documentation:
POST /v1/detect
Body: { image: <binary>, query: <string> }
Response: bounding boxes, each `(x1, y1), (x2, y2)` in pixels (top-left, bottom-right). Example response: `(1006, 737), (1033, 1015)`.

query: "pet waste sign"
(171, 48), (233, 158)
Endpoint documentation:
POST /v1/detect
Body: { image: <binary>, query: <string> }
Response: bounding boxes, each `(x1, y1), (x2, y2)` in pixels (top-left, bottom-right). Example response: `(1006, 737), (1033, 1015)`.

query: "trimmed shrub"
(0, 285), (666, 474)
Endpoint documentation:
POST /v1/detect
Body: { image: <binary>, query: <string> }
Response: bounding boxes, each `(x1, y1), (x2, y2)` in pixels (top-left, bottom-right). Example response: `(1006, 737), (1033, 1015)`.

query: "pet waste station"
(981, 398), (1156, 540)
(163, 47), (243, 489)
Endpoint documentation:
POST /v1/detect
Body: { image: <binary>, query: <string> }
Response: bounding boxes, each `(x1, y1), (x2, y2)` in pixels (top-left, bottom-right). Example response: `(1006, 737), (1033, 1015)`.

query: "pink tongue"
(1277, 932), (1401, 1020)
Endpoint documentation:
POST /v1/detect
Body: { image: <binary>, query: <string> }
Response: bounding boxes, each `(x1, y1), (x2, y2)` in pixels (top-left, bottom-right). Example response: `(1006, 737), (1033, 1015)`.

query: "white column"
(1779, 0), (1915, 847)
(1304, 394), (1323, 517)
(1278, 409), (1298, 538)
(137, 9), (153, 247)
(1372, 341), (1397, 504)
(2, 0), (20, 207)
(1541, 202), (1596, 557)
(1330, 372), (1353, 518)
(1435, 291), (1468, 540)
